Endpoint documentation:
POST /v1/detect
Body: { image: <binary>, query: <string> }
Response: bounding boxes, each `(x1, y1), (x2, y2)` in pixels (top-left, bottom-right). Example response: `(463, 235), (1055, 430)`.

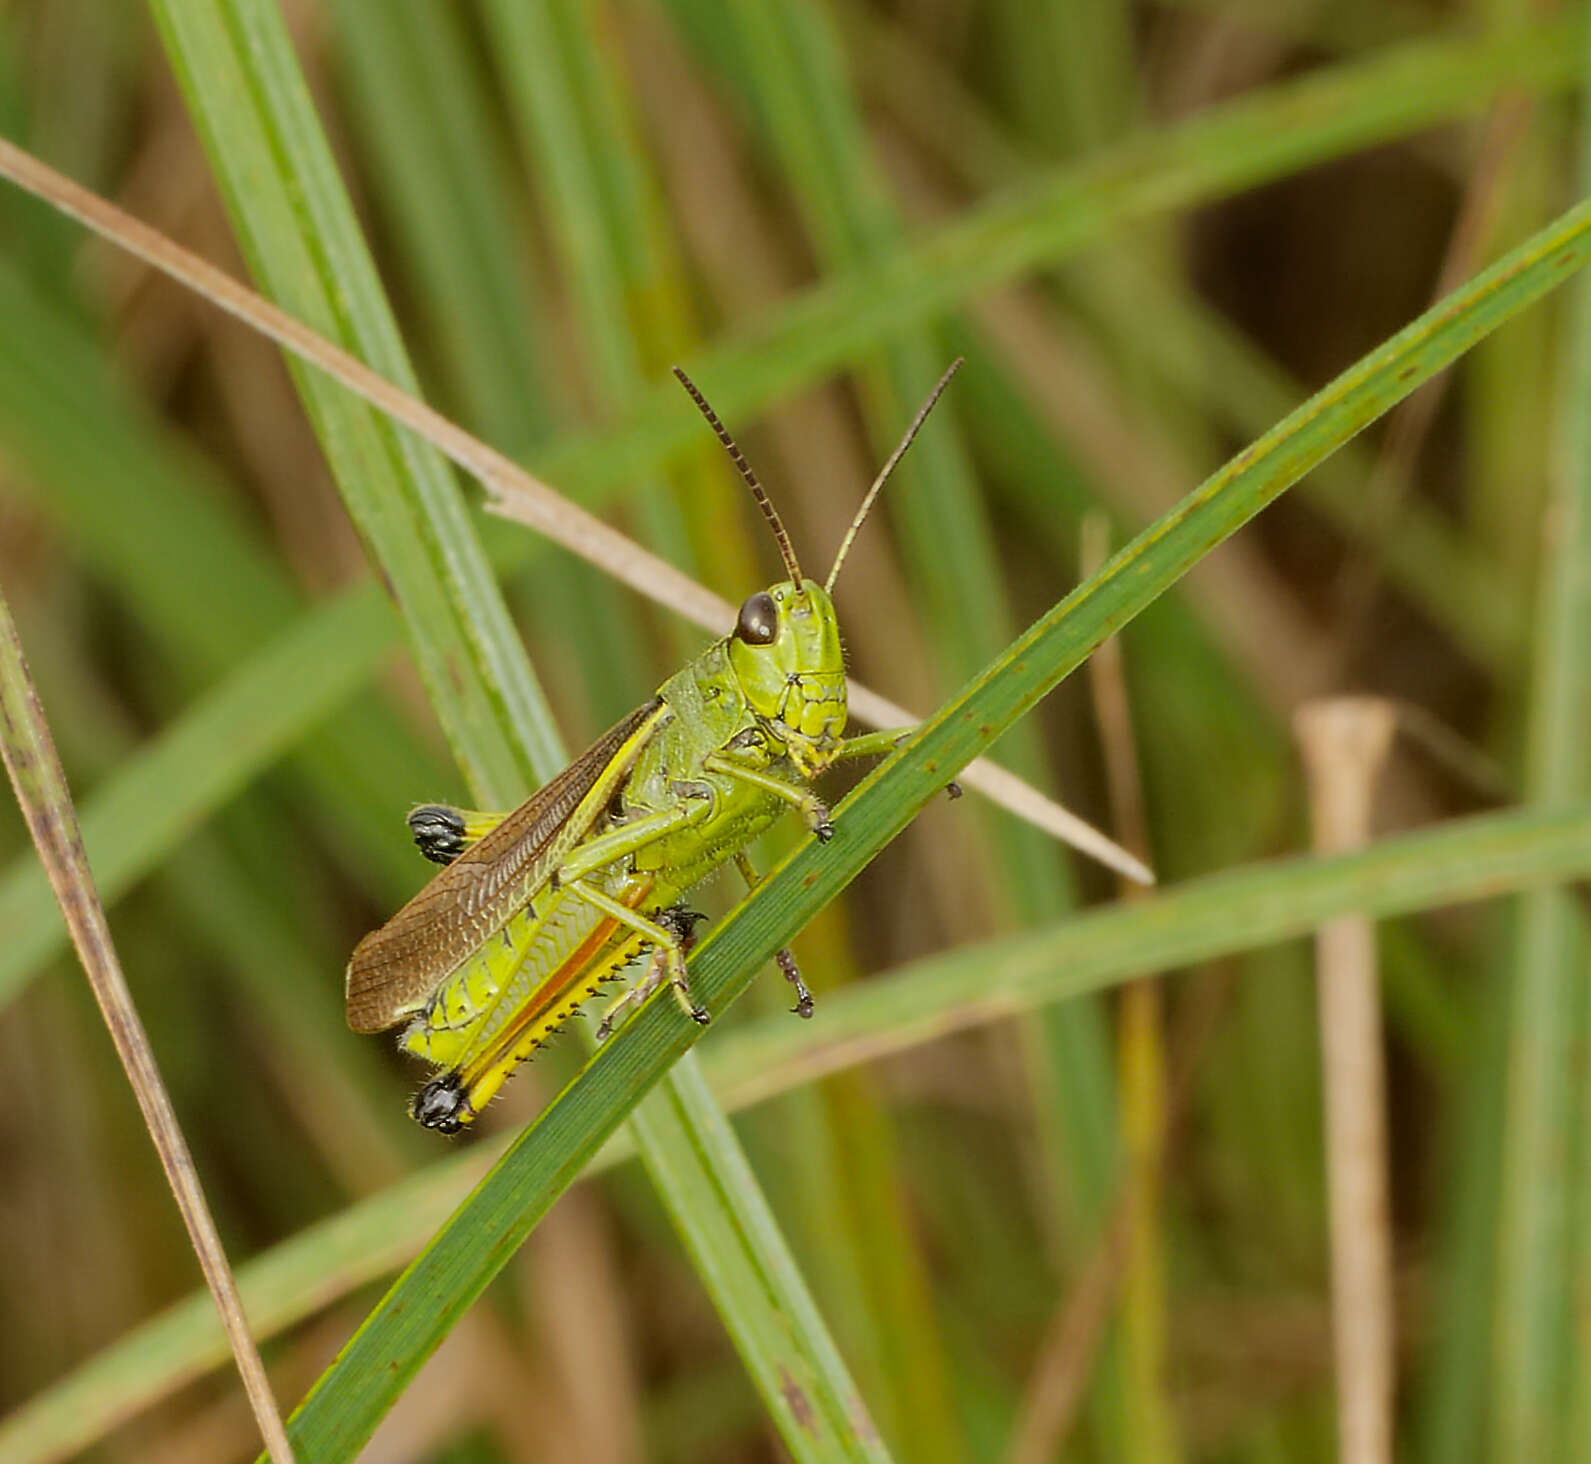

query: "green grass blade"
(1491, 23), (1591, 1455)
(540, 12), (1585, 498)
(147, 0), (560, 801)
(8, 789), (1591, 1464)
(622, 1058), (887, 1457)
(150, 4), (893, 1459)
(271, 167), (1591, 1464)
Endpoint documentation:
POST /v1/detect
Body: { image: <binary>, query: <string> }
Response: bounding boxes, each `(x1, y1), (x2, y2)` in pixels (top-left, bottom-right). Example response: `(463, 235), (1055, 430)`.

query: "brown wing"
(345, 698), (667, 1032)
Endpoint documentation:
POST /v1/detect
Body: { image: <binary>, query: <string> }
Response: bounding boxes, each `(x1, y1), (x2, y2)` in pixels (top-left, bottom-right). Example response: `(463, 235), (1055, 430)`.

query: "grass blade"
(149, 3), (893, 1458)
(9, 785), (1591, 1462)
(272, 167), (1591, 1463)
(1492, 22), (1591, 1456)
(0, 587), (294, 1463)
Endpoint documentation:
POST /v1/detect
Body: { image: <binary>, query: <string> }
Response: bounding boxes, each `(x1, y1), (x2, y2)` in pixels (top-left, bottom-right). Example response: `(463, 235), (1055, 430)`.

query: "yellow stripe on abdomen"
(401, 874), (656, 1120)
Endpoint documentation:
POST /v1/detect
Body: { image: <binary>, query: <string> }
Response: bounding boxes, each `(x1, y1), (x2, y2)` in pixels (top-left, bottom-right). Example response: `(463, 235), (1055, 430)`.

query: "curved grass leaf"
(0, 13), (1575, 1028)
(6, 789), (1591, 1464)
(149, 3), (891, 1460)
(538, 12), (1585, 497)
(269, 176), (1591, 1464)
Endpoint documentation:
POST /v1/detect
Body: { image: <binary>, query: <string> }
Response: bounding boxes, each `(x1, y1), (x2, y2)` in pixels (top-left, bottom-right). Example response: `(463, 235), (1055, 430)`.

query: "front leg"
(834, 726), (913, 760)
(702, 752), (834, 840)
(834, 726), (962, 800)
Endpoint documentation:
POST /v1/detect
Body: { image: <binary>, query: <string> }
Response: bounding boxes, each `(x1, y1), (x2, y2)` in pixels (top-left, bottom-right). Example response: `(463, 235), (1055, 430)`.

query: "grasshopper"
(346, 363), (960, 1131)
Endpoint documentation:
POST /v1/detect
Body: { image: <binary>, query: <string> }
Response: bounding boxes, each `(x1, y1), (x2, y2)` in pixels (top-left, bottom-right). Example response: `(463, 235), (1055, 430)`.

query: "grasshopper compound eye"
(734, 590), (779, 645)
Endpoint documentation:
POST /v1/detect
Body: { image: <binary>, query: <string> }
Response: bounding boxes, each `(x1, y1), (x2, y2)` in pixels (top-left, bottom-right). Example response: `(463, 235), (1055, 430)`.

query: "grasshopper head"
(673, 359), (959, 781)
(727, 578), (846, 777)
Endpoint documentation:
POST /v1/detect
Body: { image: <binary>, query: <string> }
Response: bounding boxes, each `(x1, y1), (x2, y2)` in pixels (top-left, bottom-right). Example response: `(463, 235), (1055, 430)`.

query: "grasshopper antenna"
(673, 366), (804, 586)
(826, 357), (962, 592)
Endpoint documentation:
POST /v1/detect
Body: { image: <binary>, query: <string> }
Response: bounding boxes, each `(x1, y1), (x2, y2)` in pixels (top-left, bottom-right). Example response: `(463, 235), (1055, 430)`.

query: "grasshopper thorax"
(727, 577), (846, 778)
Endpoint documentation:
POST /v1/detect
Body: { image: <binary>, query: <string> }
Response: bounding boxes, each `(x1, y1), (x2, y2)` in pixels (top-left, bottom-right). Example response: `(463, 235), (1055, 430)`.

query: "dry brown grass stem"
(1296, 696), (1399, 1464)
(0, 593), (295, 1463)
(0, 134), (1151, 887)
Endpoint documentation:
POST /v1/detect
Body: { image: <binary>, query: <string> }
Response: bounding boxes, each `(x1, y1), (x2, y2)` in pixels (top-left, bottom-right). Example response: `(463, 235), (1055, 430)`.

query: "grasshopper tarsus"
(657, 904), (708, 950)
(412, 1074), (472, 1133)
(945, 780), (964, 801)
(776, 947), (815, 1018)
(815, 820), (835, 842)
(689, 1006), (711, 1026)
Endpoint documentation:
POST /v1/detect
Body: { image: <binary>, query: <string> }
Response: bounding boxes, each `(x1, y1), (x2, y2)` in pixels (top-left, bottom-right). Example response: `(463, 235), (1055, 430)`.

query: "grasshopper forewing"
(348, 362), (960, 1130)
(345, 698), (663, 1029)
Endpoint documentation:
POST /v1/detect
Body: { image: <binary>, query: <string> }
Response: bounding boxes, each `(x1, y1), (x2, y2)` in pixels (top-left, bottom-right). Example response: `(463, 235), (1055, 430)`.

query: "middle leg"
(734, 852), (814, 1018)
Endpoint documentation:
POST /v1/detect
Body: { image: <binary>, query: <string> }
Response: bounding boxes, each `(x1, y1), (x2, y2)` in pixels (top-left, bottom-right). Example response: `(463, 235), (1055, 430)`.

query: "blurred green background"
(0, 1), (1586, 1460)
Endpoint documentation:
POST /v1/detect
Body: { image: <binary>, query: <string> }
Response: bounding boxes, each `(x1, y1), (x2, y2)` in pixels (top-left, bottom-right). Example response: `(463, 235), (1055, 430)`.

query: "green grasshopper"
(346, 363), (960, 1131)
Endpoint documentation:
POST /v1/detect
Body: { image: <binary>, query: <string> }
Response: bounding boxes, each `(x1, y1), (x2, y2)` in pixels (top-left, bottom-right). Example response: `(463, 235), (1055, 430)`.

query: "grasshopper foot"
(945, 780), (964, 800)
(776, 947), (815, 1018)
(657, 904), (708, 949)
(801, 796), (834, 841)
(412, 1074), (473, 1132)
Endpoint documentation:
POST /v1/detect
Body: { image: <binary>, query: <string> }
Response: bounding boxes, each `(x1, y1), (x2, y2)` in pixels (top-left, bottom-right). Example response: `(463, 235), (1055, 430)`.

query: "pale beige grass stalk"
(0, 134), (1152, 889)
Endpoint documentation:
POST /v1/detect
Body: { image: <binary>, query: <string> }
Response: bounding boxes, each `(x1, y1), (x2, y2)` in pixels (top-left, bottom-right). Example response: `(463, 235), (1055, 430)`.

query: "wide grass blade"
(149, 3), (893, 1459)
(272, 173), (1591, 1462)
(1491, 21), (1591, 1456)
(537, 12), (1586, 496)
